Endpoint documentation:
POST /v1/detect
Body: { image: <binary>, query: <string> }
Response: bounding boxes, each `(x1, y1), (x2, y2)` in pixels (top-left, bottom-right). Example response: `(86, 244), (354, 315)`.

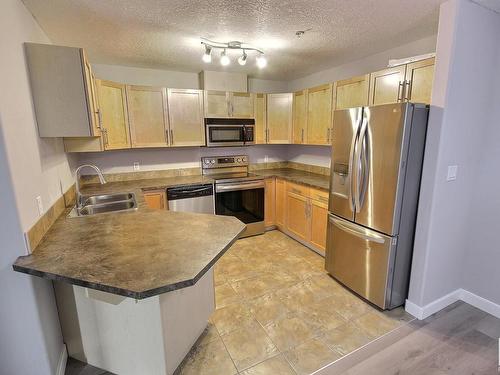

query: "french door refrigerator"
(326, 102), (428, 309)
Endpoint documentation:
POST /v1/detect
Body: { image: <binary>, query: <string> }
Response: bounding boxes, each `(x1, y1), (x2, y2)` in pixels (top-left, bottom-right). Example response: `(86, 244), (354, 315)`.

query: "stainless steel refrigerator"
(326, 102), (428, 310)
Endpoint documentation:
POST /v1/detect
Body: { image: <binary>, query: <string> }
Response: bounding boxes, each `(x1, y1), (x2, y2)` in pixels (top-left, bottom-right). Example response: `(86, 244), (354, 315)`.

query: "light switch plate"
(133, 162), (140, 171)
(447, 165), (458, 181)
(36, 196), (43, 216)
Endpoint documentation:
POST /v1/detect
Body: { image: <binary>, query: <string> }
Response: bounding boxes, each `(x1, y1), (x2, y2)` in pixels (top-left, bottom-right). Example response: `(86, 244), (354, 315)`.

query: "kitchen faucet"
(75, 164), (106, 209)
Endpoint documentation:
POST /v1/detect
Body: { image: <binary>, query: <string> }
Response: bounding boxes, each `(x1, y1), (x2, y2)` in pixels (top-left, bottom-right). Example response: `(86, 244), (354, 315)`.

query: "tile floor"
(178, 230), (413, 375)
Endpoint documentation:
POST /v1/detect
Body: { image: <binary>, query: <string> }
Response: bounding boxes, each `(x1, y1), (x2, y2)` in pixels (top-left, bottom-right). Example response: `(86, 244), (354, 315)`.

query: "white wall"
(408, 0), (500, 309)
(0, 1), (69, 373)
(288, 35), (437, 91)
(286, 145), (331, 168)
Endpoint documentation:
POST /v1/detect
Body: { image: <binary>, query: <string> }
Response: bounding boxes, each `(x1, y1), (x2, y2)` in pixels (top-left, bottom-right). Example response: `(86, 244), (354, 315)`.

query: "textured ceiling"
(22, 0), (445, 80)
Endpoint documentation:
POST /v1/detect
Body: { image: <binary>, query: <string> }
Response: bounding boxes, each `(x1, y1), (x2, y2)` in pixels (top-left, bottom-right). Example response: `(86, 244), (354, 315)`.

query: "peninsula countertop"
(13, 176), (245, 299)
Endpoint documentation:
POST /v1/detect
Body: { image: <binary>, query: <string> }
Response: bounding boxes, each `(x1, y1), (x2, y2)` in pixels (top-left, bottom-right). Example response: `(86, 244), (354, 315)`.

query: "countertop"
(13, 176), (245, 299)
(253, 168), (330, 191)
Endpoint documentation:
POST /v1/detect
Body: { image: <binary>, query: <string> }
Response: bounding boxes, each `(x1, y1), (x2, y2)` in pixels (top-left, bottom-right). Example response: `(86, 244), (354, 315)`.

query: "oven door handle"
(216, 181), (265, 193)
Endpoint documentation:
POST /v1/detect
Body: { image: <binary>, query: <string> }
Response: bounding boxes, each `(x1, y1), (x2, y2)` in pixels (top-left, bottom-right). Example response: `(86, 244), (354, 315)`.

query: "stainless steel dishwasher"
(166, 183), (214, 214)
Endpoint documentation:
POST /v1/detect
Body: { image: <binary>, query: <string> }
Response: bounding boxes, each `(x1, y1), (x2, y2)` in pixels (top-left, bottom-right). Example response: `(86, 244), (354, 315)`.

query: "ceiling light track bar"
(200, 38), (264, 54)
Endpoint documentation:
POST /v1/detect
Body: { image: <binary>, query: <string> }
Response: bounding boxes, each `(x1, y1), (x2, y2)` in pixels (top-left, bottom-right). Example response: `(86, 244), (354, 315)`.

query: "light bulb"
(238, 51), (247, 66)
(220, 49), (230, 66)
(202, 45), (212, 63)
(256, 54), (267, 68)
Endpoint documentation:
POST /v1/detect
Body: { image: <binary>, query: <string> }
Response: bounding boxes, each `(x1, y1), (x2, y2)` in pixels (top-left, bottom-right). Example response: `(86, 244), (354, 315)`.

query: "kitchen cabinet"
(204, 91), (254, 118)
(97, 80), (131, 150)
(264, 178), (276, 228)
(167, 89), (205, 146)
(143, 190), (167, 209)
(254, 93), (267, 144)
(404, 57), (435, 104)
(127, 85), (169, 148)
(275, 178), (286, 229)
(333, 74), (370, 110)
(267, 93), (292, 144)
(369, 65), (407, 106)
(286, 191), (309, 242)
(307, 84), (333, 145)
(309, 188), (329, 253)
(292, 90), (308, 144)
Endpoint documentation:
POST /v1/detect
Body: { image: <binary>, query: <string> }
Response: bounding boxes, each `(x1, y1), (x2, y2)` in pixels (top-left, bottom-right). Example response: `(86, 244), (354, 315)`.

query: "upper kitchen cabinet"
(267, 93), (292, 144)
(307, 84), (333, 145)
(333, 74), (370, 110)
(230, 92), (254, 118)
(97, 80), (131, 150)
(204, 91), (254, 118)
(404, 57), (435, 104)
(369, 65), (407, 106)
(254, 93), (267, 144)
(25, 43), (101, 137)
(167, 89), (205, 146)
(127, 85), (169, 148)
(292, 89), (308, 144)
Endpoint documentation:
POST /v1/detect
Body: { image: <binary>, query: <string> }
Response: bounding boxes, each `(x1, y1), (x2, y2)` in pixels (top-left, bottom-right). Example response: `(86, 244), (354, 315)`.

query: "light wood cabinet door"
(286, 191), (309, 242)
(292, 90), (308, 144)
(143, 190), (166, 209)
(167, 89), (205, 146)
(127, 85), (169, 148)
(405, 58), (435, 104)
(333, 74), (370, 110)
(369, 66), (406, 106)
(265, 178), (276, 227)
(82, 53), (101, 137)
(231, 92), (254, 118)
(310, 199), (328, 254)
(275, 178), (286, 228)
(307, 84), (333, 145)
(267, 93), (292, 144)
(204, 90), (229, 118)
(254, 93), (267, 144)
(97, 80), (131, 150)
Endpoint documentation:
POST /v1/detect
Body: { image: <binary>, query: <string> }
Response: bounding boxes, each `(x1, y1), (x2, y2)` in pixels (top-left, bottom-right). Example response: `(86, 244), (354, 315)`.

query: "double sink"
(69, 192), (138, 218)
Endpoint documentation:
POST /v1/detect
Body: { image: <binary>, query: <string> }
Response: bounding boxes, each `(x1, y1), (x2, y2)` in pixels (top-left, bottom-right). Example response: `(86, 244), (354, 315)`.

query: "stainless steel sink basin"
(83, 193), (134, 206)
(68, 192), (137, 218)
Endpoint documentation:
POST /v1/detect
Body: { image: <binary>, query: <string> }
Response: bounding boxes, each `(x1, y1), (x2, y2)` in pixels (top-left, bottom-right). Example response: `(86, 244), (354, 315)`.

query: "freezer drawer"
(325, 214), (396, 309)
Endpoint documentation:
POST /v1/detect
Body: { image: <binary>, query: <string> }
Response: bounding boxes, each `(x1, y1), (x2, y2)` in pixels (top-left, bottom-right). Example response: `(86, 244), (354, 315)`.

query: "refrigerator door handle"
(354, 112), (369, 212)
(347, 110), (361, 212)
(329, 215), (385, 244)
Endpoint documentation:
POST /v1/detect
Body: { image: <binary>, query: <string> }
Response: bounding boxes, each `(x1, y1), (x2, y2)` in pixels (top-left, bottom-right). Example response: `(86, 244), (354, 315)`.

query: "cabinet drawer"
(286, 181), (310, 197)
(310, 188), (329, 204)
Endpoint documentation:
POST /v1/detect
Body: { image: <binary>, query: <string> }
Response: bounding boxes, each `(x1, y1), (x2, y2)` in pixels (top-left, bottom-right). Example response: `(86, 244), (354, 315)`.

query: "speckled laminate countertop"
(252, 168), (330, 191)
(12, 175), (245, 299)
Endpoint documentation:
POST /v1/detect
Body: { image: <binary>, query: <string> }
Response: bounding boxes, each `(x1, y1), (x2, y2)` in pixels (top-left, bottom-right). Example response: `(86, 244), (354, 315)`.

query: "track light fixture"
(200, 38), (266, 68)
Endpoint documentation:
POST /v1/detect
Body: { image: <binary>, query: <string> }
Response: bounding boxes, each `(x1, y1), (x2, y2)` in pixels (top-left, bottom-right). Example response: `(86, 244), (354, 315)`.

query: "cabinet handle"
(166, 129), (170, 144)
(301, 129), (304, 143)
(170, 129), (174, 145)
(102, 128), (109, 147)
(397, 81), (404, 102)
(405, 80), (412, 101)
(96, 109), (103, 130)
(266, 128), (269, 143)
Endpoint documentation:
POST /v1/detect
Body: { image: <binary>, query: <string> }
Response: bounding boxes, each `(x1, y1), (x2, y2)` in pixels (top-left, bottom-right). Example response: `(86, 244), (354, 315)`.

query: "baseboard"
(56, 344), (68, 375)
(405, 288), (500, 320)
(460, 289), (500, 319)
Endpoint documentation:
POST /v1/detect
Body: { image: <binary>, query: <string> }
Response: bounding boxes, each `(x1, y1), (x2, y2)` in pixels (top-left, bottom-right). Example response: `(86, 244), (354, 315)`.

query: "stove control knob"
(236, 158), (242, 163)
(210, 159), (215, 164)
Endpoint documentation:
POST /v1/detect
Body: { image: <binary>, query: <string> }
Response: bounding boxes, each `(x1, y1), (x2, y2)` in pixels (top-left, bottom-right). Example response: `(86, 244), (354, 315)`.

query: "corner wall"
(407, 0), (500, 316)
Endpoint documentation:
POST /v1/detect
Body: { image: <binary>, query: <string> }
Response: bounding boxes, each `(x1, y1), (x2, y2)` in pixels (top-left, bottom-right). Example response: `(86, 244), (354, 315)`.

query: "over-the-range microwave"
(205, 118), (255, 147)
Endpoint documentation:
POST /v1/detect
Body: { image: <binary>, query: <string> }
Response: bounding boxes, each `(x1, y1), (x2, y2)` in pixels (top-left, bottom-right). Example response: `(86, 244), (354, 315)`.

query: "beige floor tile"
(263, 315), (316, 352)
(248, 292), (292, 326)
(231, 274), (279, 300)
(321, 322), (372, 355)
(284, 337), (342, 375)
(326, 293), (374, 321)
(197, 322), (220, 346)
(295, 303), (347, 335)
(353, 310), (401, 338)
(221, 261), (260, 283)
(276, 278), (332, 312)
(221, 320), (279, 371)
(211, 302), (254, 335)
(216, 283), (242, 308)
(214, 269), (227, 286)
(180, 336), (237, 375)
(240, 354), (296, 375)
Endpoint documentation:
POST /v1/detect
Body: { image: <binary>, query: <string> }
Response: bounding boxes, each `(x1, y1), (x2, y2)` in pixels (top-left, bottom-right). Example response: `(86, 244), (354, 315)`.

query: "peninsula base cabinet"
(54, 269), (215, 375)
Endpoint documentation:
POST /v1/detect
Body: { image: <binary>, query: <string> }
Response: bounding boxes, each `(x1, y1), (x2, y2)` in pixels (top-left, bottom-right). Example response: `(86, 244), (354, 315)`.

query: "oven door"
(215, 180), (265, 236)
(206, 124), (245, 147)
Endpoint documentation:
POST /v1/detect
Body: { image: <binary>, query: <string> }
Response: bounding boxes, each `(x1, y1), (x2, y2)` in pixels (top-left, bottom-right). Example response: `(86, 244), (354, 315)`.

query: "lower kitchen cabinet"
(264, 178), (276, 227)
(309, 198), (328, 253)
(275, 178), (286, 229)
(286, 188), (310, 242)
(143, 190), (167, 210)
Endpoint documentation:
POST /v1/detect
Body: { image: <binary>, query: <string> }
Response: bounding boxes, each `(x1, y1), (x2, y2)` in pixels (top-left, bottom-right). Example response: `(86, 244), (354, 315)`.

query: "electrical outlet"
(446, 165), (458, 181)
(133, 162), (140, 171)
(36, 196), (43, 216)
(264, 155), (269, 163)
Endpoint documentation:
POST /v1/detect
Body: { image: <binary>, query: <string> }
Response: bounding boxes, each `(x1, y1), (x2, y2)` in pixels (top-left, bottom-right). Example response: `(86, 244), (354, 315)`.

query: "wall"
(0, 1), (69, 374)
(288, 35), (437, 91)
(408, 0), (500, 311)
(286, 145), (331, 168)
